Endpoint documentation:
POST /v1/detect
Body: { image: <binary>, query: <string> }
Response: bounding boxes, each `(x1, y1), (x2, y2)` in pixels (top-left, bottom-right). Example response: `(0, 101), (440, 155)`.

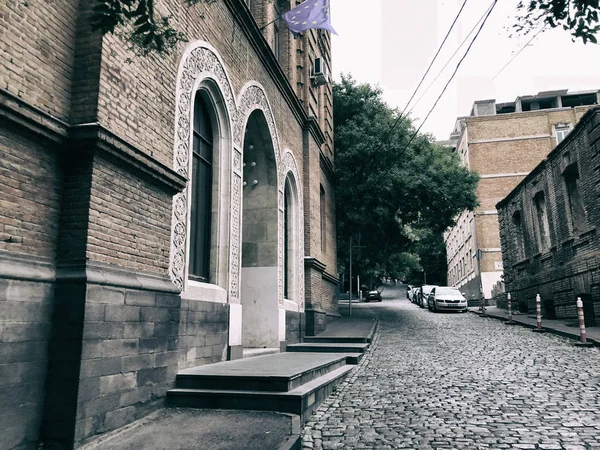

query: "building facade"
(497, 107), (600, 322)
(444, 90), (599, 301)
(0, 0), (338, 448)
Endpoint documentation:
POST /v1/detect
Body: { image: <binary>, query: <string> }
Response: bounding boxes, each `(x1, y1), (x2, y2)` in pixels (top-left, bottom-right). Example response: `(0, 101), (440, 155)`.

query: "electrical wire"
(372, 0), (470, 155)
(492, 24), (547, 80)
(407, 1), (495, 117)
(395, 0), (499, 158)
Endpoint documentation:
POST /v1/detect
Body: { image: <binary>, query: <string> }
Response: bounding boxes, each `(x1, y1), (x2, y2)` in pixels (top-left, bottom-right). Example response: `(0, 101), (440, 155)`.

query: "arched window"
(189, 92), (213, 282)
(284, 179), (291, 298)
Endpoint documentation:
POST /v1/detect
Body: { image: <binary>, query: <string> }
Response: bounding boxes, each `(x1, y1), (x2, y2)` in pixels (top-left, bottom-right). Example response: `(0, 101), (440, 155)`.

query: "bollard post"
(575, 297), (594, 347)
(532, 294), (545, 332)
(505, 292), (515, 325)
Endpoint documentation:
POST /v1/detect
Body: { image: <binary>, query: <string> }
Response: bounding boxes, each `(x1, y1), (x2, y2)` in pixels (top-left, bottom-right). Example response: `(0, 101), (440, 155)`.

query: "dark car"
(364, 290), (382, 302)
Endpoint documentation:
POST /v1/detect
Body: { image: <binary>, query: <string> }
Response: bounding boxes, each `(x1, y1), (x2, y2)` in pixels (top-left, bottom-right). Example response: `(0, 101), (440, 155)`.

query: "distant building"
(443, 89), (600, 301)
(497, 107), (600, 322)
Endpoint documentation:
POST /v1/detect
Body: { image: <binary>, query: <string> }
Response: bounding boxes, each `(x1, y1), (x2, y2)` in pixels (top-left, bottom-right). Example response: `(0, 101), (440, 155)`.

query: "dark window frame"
(189, 91), (213, 282)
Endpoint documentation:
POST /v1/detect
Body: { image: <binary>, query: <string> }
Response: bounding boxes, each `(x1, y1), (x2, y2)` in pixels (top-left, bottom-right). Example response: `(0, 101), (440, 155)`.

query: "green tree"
(514, 0), (600, 43)
(334, 75), (478, 287)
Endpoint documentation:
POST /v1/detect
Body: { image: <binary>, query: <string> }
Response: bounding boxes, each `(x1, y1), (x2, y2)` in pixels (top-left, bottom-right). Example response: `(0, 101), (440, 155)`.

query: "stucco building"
(497, 107), (600, 322)
(0, 0), (338, 448)
(444, 89), (599, 301)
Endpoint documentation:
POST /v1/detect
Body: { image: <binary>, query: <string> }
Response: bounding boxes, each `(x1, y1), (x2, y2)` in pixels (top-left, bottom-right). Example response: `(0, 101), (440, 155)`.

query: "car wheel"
(433, 302), (438, 313)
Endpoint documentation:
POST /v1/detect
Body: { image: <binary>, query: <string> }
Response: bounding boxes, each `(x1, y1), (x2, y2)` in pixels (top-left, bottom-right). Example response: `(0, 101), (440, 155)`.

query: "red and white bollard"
(505, 292), (515, 325)
(576, 297), (594, 347)
(532, 294), (545, 332)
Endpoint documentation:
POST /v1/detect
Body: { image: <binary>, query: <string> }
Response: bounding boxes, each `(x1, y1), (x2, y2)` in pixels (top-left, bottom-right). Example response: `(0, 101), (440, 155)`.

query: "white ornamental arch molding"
(232, 82), (283, 304)
(170, 41), (237, 291)
(280, 149), (305, 309)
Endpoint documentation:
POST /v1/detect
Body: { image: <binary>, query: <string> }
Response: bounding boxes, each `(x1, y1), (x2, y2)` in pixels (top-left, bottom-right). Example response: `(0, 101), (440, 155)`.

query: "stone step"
(167, 364), (354, 424)
(175, 352), (349, 392)
(303, 336), (370, 344)
(286, 342), (369, 354)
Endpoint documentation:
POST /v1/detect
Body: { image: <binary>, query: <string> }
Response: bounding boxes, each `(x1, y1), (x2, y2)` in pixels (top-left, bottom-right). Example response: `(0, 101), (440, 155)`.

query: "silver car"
(427, 286), (468, 312)
(419, 285), (437, 308)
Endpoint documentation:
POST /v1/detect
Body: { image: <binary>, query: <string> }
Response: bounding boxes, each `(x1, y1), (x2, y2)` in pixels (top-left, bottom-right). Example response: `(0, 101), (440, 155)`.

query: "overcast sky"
(330, 0), (600, 140)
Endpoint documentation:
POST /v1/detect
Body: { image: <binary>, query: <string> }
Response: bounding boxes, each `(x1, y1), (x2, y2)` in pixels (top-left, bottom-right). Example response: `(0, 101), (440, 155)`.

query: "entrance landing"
(304, 317), (377, 343)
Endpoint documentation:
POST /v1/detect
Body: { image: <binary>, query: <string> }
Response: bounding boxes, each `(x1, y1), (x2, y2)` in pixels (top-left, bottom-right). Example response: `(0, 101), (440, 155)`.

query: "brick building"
(0, 0), (338, 448)
(443, 90), (599, 302)
(497, 107), (600, 321)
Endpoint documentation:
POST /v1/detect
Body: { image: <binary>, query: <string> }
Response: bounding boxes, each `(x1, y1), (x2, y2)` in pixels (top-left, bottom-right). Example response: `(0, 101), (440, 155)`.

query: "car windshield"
(422, 286), (435, 295)
(436, 287), (462, 296)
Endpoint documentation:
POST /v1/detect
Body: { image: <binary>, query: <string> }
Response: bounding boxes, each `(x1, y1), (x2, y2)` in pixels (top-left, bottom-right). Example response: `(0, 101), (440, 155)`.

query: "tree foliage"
(334, 75), (478, 286)
(90, 0), (213, 56)
(515, 0), (600, 43)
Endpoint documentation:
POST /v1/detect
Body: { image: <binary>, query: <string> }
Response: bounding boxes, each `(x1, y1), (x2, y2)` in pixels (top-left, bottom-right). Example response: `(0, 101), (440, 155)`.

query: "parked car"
(365, 290), (382, 302)
(407, 285), (414, 302)
(427, 286), (468, 312)
(418, 285), (437, 308)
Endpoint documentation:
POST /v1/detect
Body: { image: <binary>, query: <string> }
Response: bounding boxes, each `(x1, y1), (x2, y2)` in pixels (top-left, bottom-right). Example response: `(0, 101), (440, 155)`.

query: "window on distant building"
(512, 210), (525, 260)
(563, 163), (586, 233)
(555, 124), (571, 144)
(533, 191), (551, 252)
(189, 92), (213, 282)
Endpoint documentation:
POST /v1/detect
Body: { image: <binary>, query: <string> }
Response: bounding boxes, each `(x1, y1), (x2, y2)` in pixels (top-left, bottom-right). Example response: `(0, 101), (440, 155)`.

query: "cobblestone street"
(302, 284), (600, 449)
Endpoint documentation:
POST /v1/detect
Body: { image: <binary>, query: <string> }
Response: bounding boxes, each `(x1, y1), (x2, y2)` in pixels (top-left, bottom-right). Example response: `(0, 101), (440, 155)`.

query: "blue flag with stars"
(282, 0), (337, 35)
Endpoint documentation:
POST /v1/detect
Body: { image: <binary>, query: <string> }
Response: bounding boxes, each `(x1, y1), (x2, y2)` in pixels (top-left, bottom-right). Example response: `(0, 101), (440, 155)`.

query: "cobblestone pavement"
(302, 284), (600, 449)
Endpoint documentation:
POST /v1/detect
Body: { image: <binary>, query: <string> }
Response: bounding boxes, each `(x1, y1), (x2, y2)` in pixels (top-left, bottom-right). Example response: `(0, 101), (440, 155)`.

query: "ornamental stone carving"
(170, 42), (236, 289)
(231, 82), (283, 303)
(280, 150), (305, 309)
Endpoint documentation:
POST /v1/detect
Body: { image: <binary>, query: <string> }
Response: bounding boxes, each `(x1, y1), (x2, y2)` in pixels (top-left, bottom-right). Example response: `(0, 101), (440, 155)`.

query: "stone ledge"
(0, 250), (56, 282)
(56, 259), (180, 294)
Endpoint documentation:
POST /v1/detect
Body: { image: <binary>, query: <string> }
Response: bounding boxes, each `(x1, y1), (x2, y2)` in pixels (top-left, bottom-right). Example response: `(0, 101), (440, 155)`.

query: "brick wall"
(0, 128), (62, 259)
(498, 108), (600, 319)
(447, 105), (597, 295)
(0, 0), (78, 122)
(0, 123), (61, 450)
(87, 155), (171, 274)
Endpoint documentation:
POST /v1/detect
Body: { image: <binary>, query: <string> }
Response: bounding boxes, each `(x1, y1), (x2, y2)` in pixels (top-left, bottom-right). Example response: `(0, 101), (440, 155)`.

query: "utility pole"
(349, 236), (353, 315)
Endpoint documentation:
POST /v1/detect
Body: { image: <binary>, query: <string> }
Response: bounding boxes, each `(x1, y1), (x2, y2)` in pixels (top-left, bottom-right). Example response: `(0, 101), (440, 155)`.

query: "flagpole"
(259, 16), (281, 31)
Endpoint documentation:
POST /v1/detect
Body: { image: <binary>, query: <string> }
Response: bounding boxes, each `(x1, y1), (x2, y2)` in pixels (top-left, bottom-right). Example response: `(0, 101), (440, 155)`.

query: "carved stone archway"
(280, 150), (304, 309)
(170, 41), (237, 290)
(232, 82), (282, 304)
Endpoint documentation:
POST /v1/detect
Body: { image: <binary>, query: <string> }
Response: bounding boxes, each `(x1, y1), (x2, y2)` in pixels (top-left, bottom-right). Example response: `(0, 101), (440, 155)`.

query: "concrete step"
(286, 342), (369, 354)
(175, 352), (349, 392)
(242, 347), (280, 359)
(167, 364), (354, 424)
(303, 336), (370, 344)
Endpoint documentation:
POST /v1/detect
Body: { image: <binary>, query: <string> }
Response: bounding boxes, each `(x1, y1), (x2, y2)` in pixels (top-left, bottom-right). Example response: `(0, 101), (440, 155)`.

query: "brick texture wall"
(87, 155), (171, 274)
(0, 126), (61, 450)
(447, 105), (597, 295)
(0, 0), (78, 122)
(0, 129), (62, 259)
(498, 108), (600, 319)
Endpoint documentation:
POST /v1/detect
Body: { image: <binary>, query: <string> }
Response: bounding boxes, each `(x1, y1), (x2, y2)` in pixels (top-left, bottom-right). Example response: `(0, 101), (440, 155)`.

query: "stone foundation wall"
(285, 310), (305, 344)
(0, 254), (55, 450)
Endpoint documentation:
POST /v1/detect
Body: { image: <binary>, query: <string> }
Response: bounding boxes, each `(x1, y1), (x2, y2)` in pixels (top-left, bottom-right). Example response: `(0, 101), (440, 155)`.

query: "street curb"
(468, 310), (600, 347)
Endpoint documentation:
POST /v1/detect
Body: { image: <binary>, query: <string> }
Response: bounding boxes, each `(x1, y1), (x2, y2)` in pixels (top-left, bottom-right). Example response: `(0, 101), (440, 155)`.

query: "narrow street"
(303, 284), (600, 450)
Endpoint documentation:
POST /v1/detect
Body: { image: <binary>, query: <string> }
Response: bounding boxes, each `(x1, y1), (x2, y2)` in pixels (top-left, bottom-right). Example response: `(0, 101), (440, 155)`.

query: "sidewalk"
(470, 306), (600, 345)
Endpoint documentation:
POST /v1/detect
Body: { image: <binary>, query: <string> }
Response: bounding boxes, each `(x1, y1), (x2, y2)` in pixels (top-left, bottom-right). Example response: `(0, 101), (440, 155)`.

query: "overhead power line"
(407, 1), (495, 117)
(396, 0), (499, 157)
(373, 0), (470, 154)
(492, 25), (547, 80)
